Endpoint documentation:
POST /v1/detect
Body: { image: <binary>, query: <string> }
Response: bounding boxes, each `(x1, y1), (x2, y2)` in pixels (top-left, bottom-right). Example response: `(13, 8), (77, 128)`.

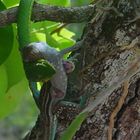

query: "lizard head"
(63, 60), (75, 74)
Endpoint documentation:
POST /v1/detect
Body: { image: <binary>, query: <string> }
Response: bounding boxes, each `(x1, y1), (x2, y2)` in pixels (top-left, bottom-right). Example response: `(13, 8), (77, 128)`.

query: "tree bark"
(23, 0), (140, 139)
(58, 0), (140, 139)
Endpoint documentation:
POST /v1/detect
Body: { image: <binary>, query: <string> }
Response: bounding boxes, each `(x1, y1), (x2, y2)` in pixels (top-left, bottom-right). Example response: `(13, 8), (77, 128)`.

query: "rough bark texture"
(24, 0), (140, 139)
(58, 0), (140, 139)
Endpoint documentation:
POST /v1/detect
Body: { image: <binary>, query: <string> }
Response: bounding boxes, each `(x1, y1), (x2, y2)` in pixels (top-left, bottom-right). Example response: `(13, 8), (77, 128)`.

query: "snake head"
(21, 42), (44, 62)
(20, 42), (56, 82)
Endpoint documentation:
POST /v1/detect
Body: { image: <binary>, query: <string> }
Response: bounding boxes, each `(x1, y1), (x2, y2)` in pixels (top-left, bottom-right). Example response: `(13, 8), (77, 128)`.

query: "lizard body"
(22, 42), (69, 101)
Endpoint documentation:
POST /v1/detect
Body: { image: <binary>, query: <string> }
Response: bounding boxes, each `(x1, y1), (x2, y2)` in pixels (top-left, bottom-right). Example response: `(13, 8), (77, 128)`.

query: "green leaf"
(60, 112), (88, 140)
(0, 0), (14, 65)
(0, 78), (28, 119)
(2, 0), (19, 7)
(31, 21), (59, 46)
(4, 27), (27, 88)
(53, 28), (75, 41)
(24, 59), (56, 81)
(0, 38), (28, 118)
(52, 28), (75, 50)
(40, 0), (70, 6)
(44, 22), (60, 33)
(0, 65), (8, 96)
(34, 21), (60, 48)
(32, 32), (46, 42)
(32, 21), (59, 33)
(45, 29), (60, 48)
(71, 0), (91, 6)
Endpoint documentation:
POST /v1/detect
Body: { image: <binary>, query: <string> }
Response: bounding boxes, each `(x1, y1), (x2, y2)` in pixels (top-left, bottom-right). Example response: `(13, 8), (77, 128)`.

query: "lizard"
(17, 0), (80, 101)
(22, 41), (79, 101)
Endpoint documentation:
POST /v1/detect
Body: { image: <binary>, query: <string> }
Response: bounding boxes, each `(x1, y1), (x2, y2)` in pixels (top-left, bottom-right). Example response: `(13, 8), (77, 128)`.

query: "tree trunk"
(25, 0), (140, 139)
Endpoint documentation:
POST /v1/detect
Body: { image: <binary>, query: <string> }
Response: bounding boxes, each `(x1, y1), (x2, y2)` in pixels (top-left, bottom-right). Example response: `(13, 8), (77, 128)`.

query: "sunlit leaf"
(40, 0), (70, 6)
(45, 29), (60, 48)
(32, 21), (59, 33)
(31, 21), (59, 46)
(4, 27), (27, 89)
(0, 78), (28, 119)
(0, 65), (8, 96)
(31, 32), (46, 42)
(2, 0), (19, 7)
(71, 0), (91, 6)
(52, 28), (75, 50)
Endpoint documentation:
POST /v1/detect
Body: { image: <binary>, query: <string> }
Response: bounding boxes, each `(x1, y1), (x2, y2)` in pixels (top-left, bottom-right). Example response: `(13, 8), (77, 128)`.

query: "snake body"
(17, 0), (34, 48)
(17, 1), (57, 140)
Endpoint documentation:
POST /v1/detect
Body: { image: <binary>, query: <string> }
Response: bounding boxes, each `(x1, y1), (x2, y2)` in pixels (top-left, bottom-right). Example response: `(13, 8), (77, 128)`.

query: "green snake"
(17, 1), (57, 140)
(17, 0), (34, 48)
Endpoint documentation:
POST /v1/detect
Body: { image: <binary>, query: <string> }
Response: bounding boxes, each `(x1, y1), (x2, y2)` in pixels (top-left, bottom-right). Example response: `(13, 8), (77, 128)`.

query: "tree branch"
(0, 3), (95, 27)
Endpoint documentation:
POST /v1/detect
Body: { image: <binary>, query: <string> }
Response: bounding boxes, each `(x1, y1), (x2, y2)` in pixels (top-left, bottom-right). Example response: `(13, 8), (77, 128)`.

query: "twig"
(50, 23), (68, 35)
(0, 3), (95, 27)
